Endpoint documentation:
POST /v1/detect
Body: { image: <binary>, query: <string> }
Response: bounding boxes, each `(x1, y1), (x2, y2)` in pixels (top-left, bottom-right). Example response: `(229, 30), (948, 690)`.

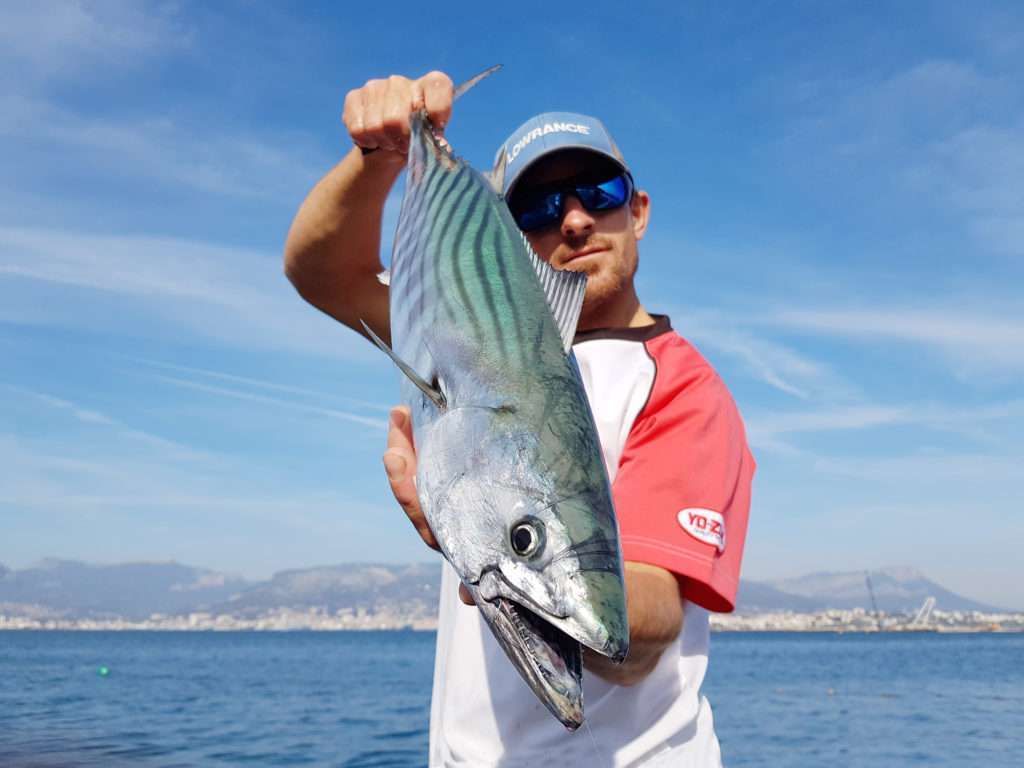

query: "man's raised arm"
(283, 71), (455, 345)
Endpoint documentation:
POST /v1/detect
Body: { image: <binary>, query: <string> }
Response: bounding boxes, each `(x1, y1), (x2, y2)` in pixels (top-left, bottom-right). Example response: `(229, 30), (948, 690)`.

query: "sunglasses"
(508, 172), (634, 232)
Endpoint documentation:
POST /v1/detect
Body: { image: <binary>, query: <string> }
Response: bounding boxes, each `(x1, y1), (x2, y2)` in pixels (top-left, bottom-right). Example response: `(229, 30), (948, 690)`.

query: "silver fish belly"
(375, 102), (629, 729)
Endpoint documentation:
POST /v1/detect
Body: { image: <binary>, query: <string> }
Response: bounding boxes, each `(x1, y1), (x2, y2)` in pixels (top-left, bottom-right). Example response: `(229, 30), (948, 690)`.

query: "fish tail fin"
(453, 64), (502, 101)
(414, 65), (501, 162)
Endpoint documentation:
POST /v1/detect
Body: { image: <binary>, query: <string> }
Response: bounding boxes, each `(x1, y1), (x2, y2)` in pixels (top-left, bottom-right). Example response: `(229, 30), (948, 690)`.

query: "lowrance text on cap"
(493, 112), (629, 197)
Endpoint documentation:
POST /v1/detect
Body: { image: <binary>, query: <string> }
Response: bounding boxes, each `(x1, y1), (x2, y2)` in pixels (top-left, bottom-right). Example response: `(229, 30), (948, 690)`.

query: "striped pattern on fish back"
(389, 115), (565, 383)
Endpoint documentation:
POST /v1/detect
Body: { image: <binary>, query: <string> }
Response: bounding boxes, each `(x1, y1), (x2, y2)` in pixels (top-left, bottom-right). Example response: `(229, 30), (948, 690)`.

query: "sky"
(1, 1), (1022, 609)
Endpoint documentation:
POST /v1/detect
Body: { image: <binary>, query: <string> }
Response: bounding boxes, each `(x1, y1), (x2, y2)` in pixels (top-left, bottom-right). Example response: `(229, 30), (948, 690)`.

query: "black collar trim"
(573, 314), (672, 344)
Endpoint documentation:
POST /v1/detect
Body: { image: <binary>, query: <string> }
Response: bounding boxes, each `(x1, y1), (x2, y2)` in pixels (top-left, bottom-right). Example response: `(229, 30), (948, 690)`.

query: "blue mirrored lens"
(577, 175), (630, 211)
(516, 192), (563, 232)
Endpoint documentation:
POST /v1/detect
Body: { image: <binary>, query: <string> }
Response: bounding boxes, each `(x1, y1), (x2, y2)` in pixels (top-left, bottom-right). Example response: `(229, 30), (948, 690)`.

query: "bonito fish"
(364, 66), (629, 729)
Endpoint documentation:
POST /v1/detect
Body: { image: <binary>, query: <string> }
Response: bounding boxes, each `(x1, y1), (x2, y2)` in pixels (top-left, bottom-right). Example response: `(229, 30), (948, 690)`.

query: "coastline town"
(2, 605), (1022, 633)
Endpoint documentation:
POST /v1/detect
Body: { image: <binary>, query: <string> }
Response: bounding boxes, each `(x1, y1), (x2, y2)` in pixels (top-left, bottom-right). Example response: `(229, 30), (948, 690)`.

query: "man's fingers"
(384, 448), (437, 550)
(343, 77), (405, 153)
(384, 407), (439, 551)
(342, 89), (367, 146)
(420, 71), (454, 134)
(360, 79), (396, 152)
(343, 71), (452, 155)
(387, 405), (415, 453)
(380, 75), (413, 154)
(458, 582), (476, 606)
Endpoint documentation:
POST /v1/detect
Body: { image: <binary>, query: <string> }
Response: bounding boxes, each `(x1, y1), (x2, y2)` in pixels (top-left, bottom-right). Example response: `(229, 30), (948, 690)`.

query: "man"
(284, 71), (754, 767)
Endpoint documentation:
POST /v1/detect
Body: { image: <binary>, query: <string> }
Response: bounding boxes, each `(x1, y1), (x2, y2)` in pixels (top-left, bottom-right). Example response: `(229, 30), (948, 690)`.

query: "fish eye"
(510, 518), (544, 558)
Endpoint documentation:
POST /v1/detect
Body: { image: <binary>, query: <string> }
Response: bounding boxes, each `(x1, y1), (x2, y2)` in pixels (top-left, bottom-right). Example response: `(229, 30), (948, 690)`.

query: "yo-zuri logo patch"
(677, 508), (726, 553)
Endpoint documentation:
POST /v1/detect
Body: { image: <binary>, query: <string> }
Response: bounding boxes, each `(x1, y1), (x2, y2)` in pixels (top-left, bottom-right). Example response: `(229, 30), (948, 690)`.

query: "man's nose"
(560, 195), (595, 239)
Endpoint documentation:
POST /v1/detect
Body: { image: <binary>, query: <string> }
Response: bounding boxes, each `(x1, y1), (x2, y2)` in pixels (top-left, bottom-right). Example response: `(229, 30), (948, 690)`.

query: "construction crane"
(909, 596), (936, 628)
(864, 571), (880, 630)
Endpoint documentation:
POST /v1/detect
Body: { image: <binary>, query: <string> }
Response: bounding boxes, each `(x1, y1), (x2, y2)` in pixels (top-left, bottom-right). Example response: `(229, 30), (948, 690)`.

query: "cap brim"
(505, 145), (628, 198)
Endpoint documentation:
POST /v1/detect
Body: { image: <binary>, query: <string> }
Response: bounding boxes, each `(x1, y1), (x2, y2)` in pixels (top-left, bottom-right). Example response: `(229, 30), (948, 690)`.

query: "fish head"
(467, 484), (630, 662)
(418, 407), (629, 728)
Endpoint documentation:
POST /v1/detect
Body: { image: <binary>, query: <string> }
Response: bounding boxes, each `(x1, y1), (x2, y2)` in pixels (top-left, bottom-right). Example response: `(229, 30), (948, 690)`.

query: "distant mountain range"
(0, 559), (1004, 621)
(214, 563), (439, 621)
(739, 567), (999, 613)
(0, 559), (248, 620)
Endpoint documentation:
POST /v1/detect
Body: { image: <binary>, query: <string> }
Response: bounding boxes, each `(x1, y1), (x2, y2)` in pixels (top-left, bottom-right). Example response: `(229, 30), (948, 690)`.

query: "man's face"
(508, 150), (650, 320)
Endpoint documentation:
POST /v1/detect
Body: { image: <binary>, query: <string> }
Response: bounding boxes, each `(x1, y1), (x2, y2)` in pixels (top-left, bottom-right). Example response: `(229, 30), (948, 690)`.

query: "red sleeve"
(612, 333), (755, 613)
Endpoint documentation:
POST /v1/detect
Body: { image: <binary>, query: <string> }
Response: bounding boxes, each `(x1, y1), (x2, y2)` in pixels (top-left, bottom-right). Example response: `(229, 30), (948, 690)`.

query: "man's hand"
(383, 406), (437, 550)
(583, 562), (684, 686)
(383, 406), (477, 605)
(343, 71), (454, 155)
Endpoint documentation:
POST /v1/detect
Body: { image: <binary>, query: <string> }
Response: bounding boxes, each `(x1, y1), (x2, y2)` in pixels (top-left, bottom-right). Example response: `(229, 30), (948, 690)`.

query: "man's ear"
(631, 190), (650, 242)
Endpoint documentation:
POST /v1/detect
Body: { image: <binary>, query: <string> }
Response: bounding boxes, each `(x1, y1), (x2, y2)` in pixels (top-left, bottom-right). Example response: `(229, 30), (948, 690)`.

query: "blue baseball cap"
(492, 112), (630, 198)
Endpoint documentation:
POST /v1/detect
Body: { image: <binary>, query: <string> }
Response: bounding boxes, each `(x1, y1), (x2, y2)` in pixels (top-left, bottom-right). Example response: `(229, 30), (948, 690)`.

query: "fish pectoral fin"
(520, 234), (588, 353)
(360, 320), (446, 410)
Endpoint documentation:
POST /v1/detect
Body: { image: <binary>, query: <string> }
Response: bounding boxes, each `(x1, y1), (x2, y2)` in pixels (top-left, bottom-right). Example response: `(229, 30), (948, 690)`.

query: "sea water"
(0, 631), (1021, 766)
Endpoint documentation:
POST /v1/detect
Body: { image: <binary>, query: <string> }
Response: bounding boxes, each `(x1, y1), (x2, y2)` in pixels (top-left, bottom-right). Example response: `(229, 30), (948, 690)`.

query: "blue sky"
(2, 1), (1021, 609)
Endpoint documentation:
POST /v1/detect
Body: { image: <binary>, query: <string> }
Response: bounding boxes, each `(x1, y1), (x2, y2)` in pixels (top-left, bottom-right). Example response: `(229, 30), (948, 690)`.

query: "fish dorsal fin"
(360, 320), (446, 410)
(520, 233), (588, 353)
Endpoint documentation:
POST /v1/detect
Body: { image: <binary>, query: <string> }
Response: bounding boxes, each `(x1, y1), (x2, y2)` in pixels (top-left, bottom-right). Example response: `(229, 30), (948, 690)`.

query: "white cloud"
(913, 122), (1024, 256)
(810, 452), (1023, 501)
(2, 385), (217, 462)
(0, 226), (375, 361)
(148, 373), (387, 431)
(0, 4), (327, 204)
(767, 306), (1024, 372)
(746, 399), (1024, 453)
(132, 358), (393, 413)
(26, 391), (115, 426)
(0, 428), (416, 579)
(667, 306), (852, 400)
(0, 92), (327, 202)
(694, 328), (829, 399)
(746, 404), (910, 448)
(0, 1), (190, 80)
(775, 57), (1024, 258)
(778, 58), (1012, 160)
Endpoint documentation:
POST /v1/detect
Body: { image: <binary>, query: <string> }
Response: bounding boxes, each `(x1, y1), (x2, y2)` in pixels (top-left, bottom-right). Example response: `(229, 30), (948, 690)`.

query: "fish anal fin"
(360, 320), (446, 410)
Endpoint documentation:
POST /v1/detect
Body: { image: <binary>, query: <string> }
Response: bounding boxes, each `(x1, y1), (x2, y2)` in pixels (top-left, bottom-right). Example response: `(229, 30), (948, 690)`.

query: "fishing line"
(582, 718), (607, 766)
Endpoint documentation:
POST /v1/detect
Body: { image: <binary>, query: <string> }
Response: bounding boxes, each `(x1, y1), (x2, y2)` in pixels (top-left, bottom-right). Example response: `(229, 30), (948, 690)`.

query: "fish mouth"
(482, 595), (584, 730)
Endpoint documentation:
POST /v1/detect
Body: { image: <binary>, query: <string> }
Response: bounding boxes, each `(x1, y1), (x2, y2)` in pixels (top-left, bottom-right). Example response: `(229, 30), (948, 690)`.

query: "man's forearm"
(283, 145), (404, 339)
(584, 561), (684, 686)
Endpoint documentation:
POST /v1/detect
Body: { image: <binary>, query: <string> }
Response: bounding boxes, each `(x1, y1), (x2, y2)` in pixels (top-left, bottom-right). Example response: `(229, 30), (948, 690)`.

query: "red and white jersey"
(429, 315), (755, 767)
